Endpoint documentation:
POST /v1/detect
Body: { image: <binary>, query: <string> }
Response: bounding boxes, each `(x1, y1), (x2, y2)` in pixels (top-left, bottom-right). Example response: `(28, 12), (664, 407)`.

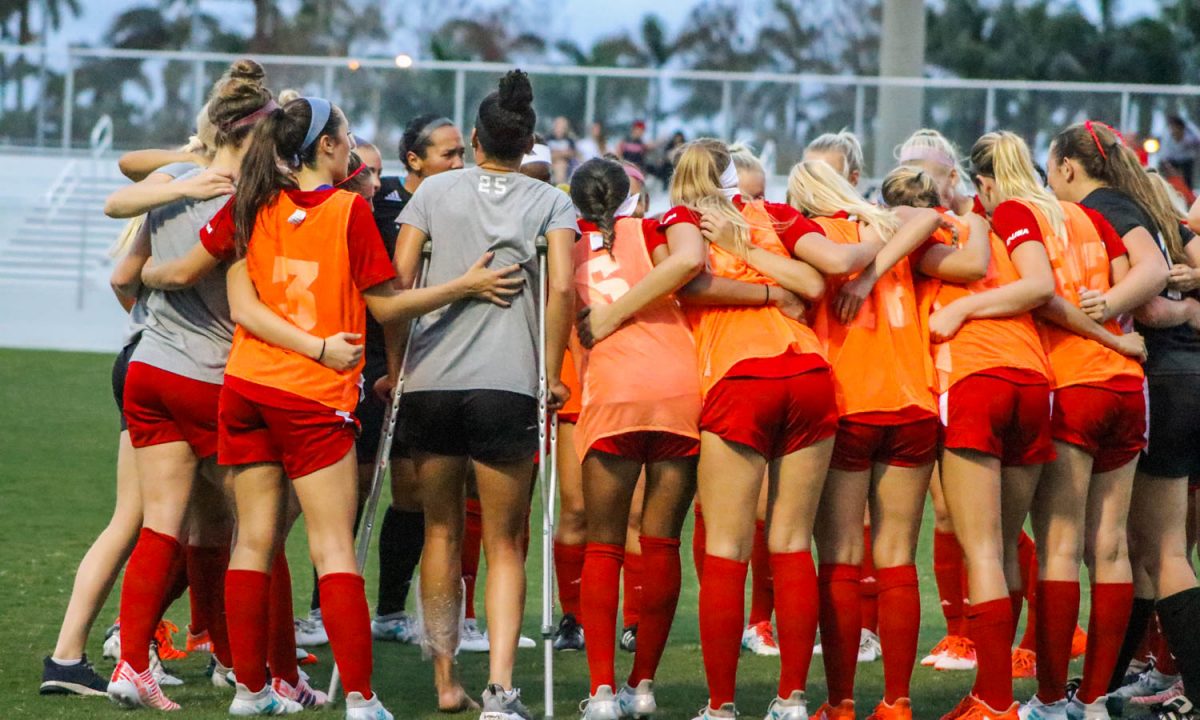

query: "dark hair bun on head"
(498, 70), (533, 114)
(475, 69), (536, 162)
(227, 59), (266, 84)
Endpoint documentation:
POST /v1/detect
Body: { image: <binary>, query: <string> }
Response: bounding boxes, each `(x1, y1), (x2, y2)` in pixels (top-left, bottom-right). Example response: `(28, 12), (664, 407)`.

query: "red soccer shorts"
(941, 372), (1054, 467)
(218, 379), (357, 480)
(1052, 383), (1147, 473)
(700, 369), (838, 460)
(588, 431), (700, 464)
(829, 415), (940, 472)
(123, 361), (221, 457)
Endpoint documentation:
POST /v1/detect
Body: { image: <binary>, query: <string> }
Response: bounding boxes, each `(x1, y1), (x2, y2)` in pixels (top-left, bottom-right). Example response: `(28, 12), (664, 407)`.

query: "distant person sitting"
(1162, 115), (1200, 190)
(546, 116), (577, 184)
(576, 122), (607, 163)
(616, 120), (650, 169)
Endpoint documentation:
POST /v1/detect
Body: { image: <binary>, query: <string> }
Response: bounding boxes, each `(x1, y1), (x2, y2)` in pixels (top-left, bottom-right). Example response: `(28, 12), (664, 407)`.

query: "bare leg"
(870, 463), (933, 570)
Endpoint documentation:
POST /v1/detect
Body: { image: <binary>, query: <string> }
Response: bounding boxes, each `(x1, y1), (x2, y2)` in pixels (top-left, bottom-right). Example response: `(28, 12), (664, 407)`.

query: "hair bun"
(228, 59), (266, 84)
(497, 70), (533, 113)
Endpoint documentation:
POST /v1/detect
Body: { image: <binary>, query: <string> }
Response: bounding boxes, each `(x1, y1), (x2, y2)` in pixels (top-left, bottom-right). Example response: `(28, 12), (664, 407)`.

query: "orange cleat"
(1011, 647), (1036, 678)
(934, 636), (977, 671)
(813, 700), (856, 719)
(1070, 625), (1087, 659)
(867, 698), (913, 720)
(922, 636), (954, 666)
(297, 648), (319, 666)
(944, 696), (1019, 720)
(153, 621), (187, 661)
(185, 628), (211, 654)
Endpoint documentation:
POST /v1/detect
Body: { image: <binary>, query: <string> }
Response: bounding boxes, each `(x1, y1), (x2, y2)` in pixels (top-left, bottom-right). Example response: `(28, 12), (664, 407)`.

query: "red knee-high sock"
(1077, 582), (1134, 704)
(1034, 580), (1080, 703)
(748, 521), (774, 626)
(462, 498), (483, 621)
(699, 555), (748, 709)
(581, 543), (623, 693)
(267, 551), (300, 687)
(318, 573), (373, 699)
(159, 548), (189, 621)
(225, 569), (270, 692)
(877, 565), (920, 703)
(968, 598), (1015, 710)
(1136, 613), (1160, 663)
(554, 541), (586, 619)
(692, 505), (706, 580)
(119, 528), (181, 672)
(186, 545), (232, 667)
(1009, 591), (1025, 646)
(1017, 531), (1038, 650)
(629, 536), (682, 686)
(622, 551), (644, 628)
(773, 551), (819, 698)
(934, 530), (966, 636)
(819, 563), (862, 705)
(860, 528), (879, 634)
(1154, 621), (1178, 675)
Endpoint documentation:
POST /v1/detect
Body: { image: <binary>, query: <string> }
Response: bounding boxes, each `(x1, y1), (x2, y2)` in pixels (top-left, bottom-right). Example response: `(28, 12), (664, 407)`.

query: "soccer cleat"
(579, 685), (621, 720)
(294, 610), (329, 646)
(942, 696), (980, 720)
(185, 628), (212, 654)
(618, 680), (657, 719)
(1012, 647), (1037, 679)
(459, 618), (489, 653)
(765, 691), (808, 720)
(518, 633), (537, 649)
(103, 629), (122, 661)
(742, 620), (781, 657)
(1069, 626), (1087, 659)
(1151, 697), (1200, 720)
(345, 691), (395, 720)
(154, 621), (187, 660)
(1065, 696), (1111, 720)
(868, 698), (914, 720)
(693, 702), (737, 719)
(209, 657), (235, 688)
(1019, 696), (1068, 720)
(229, 682), (304, 716)
(554, 613), (585, 652)
(1132, 679), (1186, 707)
(923, 635), (958, 666)
(107, 660), (181, 711)
(934, 636), (977, 671)
(371, 612), (421, 644)
(149, 642), (184, 686)
(813, 699), (855, 719)
(1113, 669), (1179, 702)
(296, 648), (318, 665)
(944, 696), (1019, 720)
(272, 676), (328, 708)
(39, 654), (108, 697)
(1122, 658), (1152, 684)
(620, 624), (638, 653)
(858, 628), (882, 663)
(480, 683), (532, 720)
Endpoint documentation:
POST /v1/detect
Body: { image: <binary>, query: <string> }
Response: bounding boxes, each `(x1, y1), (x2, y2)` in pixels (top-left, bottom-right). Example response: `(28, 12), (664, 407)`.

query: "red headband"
(336, 160), (369, 187)
(223, 99), (279, 132)
(1084, 120), (1125, 160)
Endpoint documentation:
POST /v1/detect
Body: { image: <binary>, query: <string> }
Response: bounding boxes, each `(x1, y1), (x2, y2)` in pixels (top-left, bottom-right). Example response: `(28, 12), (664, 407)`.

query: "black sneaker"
(1154, 696), (1200, 720)
(620, 624), (637, 653)
(552, 613), (585, 651)
(39, 654), (108, 696)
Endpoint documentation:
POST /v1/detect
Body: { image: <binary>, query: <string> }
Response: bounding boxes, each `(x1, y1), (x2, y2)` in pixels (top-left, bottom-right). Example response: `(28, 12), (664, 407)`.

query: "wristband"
(763, 285), (770, 306)
(317, 338), (326, 362)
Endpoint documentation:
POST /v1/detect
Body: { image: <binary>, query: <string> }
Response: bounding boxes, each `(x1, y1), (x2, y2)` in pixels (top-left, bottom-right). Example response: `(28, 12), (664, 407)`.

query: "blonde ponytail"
(971, 131), (1065, 238)
(786, 159), (899, 238)
(670, 138), (752, 257)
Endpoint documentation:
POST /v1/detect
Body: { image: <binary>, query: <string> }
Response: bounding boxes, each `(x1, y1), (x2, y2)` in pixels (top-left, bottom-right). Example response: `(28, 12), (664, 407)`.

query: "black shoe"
(39, 654), (108, 696)
(620, 624), (637, 653)
(1154, 696), (1200, 720)
(552, 613), (585, 651)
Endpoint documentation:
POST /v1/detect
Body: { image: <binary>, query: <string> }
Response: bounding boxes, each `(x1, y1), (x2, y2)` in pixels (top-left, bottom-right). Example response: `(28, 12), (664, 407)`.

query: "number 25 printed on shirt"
(273, 257), (320, 331)
(478, 175), (509, 196)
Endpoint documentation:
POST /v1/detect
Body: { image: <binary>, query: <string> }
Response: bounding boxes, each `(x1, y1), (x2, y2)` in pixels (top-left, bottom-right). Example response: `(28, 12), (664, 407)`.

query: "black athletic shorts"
(355, 363), (409, 465)
(1139, 373), (1200, 479)
(112, 341), (138, 431)
(399, 389), (538, 464)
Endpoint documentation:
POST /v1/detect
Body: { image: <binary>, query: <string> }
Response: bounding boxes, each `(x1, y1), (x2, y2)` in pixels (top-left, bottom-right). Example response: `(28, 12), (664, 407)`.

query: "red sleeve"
(991, 200), (1044, 255)
(657, 205), (701, 233)
(972, 195), (987, 217)
(346, 195), (397, 291)
(642, 217), (669, 255)
(762, 201), (824, 255)
(1079, 204), (1127, 260)
(199, 197), (237, 262)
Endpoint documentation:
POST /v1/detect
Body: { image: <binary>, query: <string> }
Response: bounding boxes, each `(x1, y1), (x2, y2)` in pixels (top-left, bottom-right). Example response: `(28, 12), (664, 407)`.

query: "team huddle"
(34, 58), (1200, 720)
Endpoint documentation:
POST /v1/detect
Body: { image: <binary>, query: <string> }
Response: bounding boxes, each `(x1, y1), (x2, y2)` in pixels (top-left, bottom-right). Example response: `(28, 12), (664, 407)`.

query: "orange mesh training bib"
(226, 190), (368, 412)
(1025, 199), (1143, 389)
(571, 217), (701, 457)
(914, 212), (1049, 392)
(810, 216), (936, 417)
(689, 200), (827, 397)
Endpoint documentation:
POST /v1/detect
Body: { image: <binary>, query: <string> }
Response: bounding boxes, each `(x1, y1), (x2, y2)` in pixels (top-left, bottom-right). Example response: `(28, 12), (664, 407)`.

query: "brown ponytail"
(570, 158), (630, 256)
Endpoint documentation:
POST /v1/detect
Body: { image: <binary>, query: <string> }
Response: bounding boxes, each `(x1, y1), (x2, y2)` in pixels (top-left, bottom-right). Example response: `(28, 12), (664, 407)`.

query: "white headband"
(898, 146), (956, 169)
(720, 160), (740, 199)
(522, 143), (552, 166)
(615, 193), (640, 219)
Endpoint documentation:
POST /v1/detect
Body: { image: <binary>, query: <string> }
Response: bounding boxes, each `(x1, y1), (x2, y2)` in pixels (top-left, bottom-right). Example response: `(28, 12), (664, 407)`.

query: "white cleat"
(1112, 669), (1178, 702)
(229, 682), (304, 716)
(345, 691), (394, 720)
(1019, 696), (1068, 720)
(857, 629), (881, 663)
(693, 702), (738, 719)
(103, 630), (121, 661)
(580, 685), (621, 720)
(211, 658), (235, 688)
(764, 691), (808, 720)
(107, 660), (181, 711)
(741, 621), (781, 657)
(480, 683), (533, 720)
(371, 612), (422, 644)
(294, 611), (329, 646)
(1066, 696), (1112, 720)
(459, 619), (489, 653)
(149, 644), (183, 687)
(617, 680), (658, 719)
(273, 676), (328, 708)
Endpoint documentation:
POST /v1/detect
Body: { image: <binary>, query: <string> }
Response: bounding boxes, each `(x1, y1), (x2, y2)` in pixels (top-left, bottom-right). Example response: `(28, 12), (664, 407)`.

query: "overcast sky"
(53, 0), (1162, 53)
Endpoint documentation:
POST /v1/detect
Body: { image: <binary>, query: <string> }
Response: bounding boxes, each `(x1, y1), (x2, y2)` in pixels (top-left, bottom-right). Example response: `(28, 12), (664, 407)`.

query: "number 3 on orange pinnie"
(272, 257), (320, 331)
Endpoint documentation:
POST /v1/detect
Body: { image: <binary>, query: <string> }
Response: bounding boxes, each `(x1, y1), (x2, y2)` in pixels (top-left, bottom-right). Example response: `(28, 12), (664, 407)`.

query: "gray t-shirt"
(131, 170), (233, 385)
(156, 161), (199, 179)
(398, 166), (577, 397)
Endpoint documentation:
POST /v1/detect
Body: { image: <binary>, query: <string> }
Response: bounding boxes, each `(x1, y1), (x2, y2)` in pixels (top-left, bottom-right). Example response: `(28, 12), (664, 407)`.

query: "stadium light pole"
(873, 0), (926, 176)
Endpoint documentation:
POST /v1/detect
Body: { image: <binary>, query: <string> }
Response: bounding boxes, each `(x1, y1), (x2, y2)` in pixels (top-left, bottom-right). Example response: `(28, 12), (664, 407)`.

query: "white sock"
(50, 656), (82, 666)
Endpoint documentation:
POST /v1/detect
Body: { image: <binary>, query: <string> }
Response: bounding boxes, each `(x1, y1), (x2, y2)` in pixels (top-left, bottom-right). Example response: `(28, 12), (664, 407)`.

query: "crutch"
(327, 239), (432, 703)
(535, 235), (561, 718)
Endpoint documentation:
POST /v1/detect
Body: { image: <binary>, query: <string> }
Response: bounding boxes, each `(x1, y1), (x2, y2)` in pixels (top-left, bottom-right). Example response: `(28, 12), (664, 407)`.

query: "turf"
(0, 348), (1082, 719)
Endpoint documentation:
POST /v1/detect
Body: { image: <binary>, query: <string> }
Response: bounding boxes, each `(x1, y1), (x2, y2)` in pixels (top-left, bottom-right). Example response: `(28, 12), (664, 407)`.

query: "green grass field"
(0, 348), (1080, 719)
